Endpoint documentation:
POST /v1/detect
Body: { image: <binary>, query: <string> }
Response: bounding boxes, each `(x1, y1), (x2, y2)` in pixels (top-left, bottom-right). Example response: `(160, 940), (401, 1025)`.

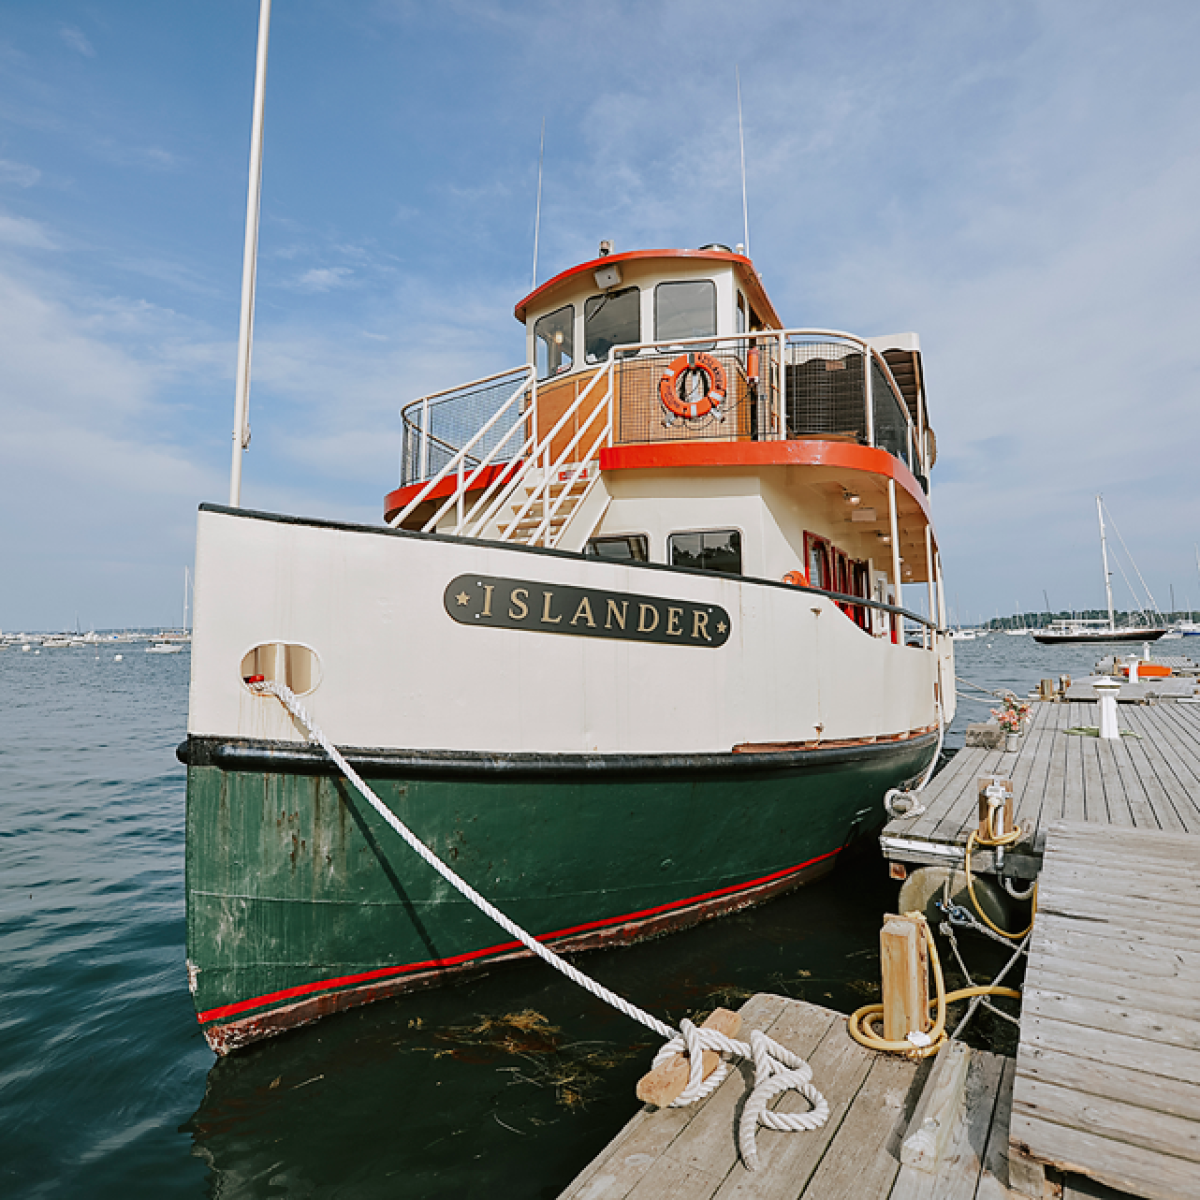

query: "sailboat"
(1032, 497), (1167, 645)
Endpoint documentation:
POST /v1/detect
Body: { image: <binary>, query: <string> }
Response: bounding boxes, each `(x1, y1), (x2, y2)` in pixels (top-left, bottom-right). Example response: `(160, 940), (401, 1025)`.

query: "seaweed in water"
(422, 1009), (650, 1110)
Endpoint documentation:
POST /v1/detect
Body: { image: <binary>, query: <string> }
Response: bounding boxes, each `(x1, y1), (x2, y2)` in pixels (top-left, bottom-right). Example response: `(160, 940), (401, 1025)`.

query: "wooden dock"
(564, 694), (1200, 1200)
(881, 700), (1200, 882)
(560, 993), (1022, 1200)
(1009, 819), (1200, 1200)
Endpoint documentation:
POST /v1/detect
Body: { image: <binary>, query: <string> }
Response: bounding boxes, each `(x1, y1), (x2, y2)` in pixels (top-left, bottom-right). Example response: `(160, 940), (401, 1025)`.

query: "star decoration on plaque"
(455, 591), (470, 606)
(717, 621), (727, 634)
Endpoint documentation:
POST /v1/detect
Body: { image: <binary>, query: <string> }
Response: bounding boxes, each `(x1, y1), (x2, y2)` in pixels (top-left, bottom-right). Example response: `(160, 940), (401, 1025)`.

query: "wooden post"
(978, 775), (1014, 838)
(901, 1039), (971, 1171)
(881, 913), (928, 1041)
(1039, 678), (1055, 700)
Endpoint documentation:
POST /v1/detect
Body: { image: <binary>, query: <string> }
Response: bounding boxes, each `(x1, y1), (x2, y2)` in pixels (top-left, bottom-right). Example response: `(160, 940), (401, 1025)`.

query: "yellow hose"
(847, 912), (1021, 1058)
(964, 810), (1037, 940)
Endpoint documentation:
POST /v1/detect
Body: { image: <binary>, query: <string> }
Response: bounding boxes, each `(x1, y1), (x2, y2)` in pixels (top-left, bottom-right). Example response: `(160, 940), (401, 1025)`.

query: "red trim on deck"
(599, 439), (933, 524)
(383, 462), (519, 524)
(196, 847), (839, 1025)
(514, 249), (782, 329)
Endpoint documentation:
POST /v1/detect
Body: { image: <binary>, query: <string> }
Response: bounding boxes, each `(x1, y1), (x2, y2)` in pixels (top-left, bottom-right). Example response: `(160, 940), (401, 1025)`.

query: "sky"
(1, 0), (1199, 630)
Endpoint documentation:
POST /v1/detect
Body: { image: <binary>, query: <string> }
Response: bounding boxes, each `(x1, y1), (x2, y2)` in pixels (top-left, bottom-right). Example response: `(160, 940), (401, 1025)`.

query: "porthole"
(240, 642), (321, 696)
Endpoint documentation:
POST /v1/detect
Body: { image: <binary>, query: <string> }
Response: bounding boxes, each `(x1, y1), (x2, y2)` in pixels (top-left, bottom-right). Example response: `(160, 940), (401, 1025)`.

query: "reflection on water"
(0, 634), (1141, 1197)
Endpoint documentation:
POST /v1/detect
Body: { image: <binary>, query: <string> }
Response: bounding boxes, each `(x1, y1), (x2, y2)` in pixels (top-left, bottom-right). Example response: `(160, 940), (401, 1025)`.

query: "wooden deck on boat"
(1009, 820), (1200, 1200)
(560, 993), (1021, 1200)
(881, 700), (1200, 881)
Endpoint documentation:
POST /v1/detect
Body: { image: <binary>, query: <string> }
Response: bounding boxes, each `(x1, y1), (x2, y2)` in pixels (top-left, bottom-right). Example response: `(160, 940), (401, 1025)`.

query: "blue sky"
(1, 0), (1199, 630)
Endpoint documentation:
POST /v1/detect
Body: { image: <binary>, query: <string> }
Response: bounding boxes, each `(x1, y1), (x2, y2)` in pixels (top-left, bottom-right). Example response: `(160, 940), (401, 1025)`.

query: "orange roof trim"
(514, 248), (782, 329)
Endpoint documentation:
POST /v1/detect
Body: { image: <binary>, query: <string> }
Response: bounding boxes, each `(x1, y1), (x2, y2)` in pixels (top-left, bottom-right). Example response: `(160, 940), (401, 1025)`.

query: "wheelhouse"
(384, 245), (944, 641)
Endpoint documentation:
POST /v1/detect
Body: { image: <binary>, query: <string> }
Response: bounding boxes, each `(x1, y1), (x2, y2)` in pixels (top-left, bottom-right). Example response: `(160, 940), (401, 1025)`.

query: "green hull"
(184, 733), (936, 1052)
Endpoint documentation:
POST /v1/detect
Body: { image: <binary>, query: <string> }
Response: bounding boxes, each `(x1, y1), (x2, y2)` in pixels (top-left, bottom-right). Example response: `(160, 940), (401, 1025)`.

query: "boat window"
(535, 305), (574, 379)
(584, 534), (649, 562)
(585, 287), (640, 363)
(668, 529), (742, 575)
(655, 280), (716, 349)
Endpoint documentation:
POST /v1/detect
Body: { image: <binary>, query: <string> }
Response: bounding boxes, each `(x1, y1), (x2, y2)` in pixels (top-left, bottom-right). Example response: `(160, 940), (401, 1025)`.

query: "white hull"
(189, 507), (954, 755)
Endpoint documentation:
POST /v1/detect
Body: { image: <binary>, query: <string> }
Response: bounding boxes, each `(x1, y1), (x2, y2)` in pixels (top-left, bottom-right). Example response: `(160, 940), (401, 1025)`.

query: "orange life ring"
(782, 569), (809, 587)
(659, 353), (727, 420)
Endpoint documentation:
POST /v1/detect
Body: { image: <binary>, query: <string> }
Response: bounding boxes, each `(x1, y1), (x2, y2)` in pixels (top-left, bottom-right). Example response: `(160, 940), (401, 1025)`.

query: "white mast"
(736, 66), (749, 257)
(1097, 493), (1116, 632)
(229, 0), (272, 508)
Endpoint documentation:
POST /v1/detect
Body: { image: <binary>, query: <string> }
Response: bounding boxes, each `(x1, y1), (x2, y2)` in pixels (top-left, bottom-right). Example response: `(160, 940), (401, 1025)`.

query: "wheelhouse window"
(668, 529), (742, 575)
(584, 534), (649, 562)
(655, 280), (716, 349)
(585, 287), (640, 363)
(535, 305), (574, 379)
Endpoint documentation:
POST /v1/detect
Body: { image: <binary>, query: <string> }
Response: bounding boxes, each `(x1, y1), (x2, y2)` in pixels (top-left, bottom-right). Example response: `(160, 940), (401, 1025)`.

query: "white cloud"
(59, 25), (95, 58)
(0, 212), (56, 249)
(0, 159), (40, 187)
(293, 266), (355, 292)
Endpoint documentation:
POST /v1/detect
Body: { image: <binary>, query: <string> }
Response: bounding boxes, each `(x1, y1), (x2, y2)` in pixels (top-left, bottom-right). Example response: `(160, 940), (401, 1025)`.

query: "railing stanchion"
(419, 396), (430, 481)
(864, 348), (875, 448)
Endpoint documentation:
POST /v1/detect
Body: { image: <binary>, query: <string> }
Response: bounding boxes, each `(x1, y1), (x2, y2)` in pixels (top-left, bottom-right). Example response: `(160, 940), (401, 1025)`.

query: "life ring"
(782, 569), (808, 587)
(659, 353), (727, 420)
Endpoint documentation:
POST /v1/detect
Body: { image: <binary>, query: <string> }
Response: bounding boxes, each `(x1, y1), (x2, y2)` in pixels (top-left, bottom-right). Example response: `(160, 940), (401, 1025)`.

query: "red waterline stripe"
(197, 847), (839, 1025)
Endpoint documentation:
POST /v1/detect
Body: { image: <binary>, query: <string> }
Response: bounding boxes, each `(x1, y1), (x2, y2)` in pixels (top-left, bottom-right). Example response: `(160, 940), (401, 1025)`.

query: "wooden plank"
(1009, 1117), (1198, 1200)
(1030, 911), (1200, 973)
(1012, 1074), (1200, 1165)
(1061, 704), (1087, 826)
(560, 994), (790, 1200)
(1117, 708), (1194, 833)
(1026, 954), (1200, 1010)
(1033, 857), (1200, 898)
(1092, 735), (1136, 827)
(1032, 890), (1200, 933)
(886, 1050), (1005, 1200)
(1126, 709), (1200, 831)
(656, 997), (836, 1183)
(1016, 1042), (1200, 1124)
(799, 1052), (920, 1200)
(709, 1016), (877, 1198)
(1020, 1012), (1200, 1087)
(1079, 733), (1110, 825)
(975, 1058), (1019, 1200)
(1021, 987), (1200, 1055)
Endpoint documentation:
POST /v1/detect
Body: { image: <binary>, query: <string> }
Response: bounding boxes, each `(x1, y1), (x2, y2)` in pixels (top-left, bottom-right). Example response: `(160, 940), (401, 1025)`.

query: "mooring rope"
(882, 700), (945, 819)
(251, 679), (827, 1169)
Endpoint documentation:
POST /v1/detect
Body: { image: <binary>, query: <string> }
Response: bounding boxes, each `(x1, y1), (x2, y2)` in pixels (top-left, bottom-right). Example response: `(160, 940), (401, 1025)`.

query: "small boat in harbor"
(1032, 497), (1167, 645)
(179, 18), (955, 1055)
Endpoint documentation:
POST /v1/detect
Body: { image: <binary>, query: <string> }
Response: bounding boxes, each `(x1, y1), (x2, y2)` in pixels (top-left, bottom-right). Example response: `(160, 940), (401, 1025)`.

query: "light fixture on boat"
(598, 240), (613, 256)
(851, 508), (878, 523)
(594, 244), (621, 289)
(877, 531), (892, 545)
(843, 491), (861, 507)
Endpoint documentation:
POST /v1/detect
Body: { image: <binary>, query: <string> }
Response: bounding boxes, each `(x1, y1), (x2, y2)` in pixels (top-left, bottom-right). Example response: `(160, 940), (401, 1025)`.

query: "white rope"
(883, 699), (945, 818)
(251, 680), (827, 1168)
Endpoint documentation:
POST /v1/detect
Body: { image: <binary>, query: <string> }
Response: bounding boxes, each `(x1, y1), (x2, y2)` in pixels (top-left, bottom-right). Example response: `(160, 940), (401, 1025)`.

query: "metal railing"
(389, 328), (924, 543)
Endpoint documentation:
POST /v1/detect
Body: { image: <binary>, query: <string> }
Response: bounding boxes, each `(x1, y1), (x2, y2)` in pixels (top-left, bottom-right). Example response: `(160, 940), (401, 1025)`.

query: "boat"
(146, 642), (184, 655)
(179, 22), (954, 1055)
(1032, 498), (1167, 645)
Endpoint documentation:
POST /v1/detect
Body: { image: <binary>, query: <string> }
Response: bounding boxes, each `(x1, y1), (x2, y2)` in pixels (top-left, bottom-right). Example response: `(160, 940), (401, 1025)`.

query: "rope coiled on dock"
(251, 679), (828, 1169)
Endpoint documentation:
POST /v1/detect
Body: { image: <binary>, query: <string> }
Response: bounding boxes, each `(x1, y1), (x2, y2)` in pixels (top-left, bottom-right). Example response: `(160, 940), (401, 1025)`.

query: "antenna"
(229, 0), (272, 508)
(531, 116), (545, 291)
(736, 66), (749, 258)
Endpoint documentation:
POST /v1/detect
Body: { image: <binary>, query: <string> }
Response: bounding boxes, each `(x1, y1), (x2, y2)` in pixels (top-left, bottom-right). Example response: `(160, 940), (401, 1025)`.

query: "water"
(0, 633), (1167, 1197)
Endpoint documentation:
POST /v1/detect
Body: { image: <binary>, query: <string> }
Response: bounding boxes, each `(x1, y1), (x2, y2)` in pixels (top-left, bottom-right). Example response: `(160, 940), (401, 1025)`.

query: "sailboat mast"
(229, 0), (272, 508)
(1097, 494), (1116, 631)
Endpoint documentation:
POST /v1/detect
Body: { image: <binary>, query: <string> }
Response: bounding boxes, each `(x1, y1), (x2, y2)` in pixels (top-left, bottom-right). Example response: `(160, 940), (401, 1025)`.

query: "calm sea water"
(0, 632), (1175, 1197)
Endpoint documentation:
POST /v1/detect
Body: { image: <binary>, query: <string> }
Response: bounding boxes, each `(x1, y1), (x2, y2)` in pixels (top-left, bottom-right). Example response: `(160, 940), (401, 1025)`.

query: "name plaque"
(443, 574), (731, 648)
